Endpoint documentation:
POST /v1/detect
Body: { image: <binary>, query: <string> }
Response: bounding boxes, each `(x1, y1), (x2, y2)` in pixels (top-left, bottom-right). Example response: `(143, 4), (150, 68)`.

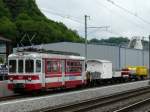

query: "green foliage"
(0, 0), (10, 18)
(0, 17), (17, 40)
(0, 56), (4, 63)
(90, 37), (130, 45)
(0, 0), (83, 46)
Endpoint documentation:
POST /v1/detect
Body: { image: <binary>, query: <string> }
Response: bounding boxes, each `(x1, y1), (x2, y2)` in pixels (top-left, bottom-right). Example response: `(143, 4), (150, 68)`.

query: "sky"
(36, 0), (150, 40)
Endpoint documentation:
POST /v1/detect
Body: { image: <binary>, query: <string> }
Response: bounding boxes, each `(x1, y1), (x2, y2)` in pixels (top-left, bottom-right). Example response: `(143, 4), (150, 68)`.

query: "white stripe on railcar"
(45, 76), (83, 83)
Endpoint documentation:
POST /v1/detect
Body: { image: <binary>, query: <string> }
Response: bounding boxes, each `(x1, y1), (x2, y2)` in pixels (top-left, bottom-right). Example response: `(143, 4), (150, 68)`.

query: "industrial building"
(15, 42), (149, 70)
(0, 36), (12, 63)
(0, 36), (13, 97)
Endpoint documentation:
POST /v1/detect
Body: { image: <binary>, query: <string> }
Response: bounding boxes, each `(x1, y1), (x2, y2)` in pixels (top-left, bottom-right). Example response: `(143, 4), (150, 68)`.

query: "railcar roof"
(8, 52), (85, 60)
(87, 59), (111, 63)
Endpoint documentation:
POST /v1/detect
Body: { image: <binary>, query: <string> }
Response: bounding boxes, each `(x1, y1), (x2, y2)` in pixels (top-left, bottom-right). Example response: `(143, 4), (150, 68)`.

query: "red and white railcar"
(8, 52), (85, 92)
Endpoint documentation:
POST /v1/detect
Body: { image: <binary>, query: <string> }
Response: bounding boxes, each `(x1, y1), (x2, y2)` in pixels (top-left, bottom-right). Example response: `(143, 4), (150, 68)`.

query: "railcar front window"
(9, 60), (16, 73)
(25, 60), (34, 73)
(36, 60), (41, 72)
(18, 60), (23, 73)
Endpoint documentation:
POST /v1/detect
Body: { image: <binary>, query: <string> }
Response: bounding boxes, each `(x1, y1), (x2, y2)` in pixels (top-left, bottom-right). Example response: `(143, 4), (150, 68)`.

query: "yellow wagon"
(127, 66), (148, 80)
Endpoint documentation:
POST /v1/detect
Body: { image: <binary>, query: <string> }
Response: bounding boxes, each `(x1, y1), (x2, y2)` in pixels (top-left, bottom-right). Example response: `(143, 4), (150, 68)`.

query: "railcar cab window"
(25, 59), (34, 73)
(9, 60), (16, 73)
(18, 60), (23, 73)
(36, 60), (41, 72)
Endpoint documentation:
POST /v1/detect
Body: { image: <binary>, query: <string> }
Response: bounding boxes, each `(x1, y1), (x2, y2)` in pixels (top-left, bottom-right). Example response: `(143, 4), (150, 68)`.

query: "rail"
(114, 98), (150, 112)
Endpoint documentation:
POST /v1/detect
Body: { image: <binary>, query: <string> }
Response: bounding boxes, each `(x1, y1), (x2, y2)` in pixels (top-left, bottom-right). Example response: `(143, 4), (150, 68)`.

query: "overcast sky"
(36, 0), (150, 40)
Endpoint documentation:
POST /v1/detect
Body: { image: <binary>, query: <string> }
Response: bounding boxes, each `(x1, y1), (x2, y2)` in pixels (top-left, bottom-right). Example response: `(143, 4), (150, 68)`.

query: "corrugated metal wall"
(120, 48), (149, 69)
(15, 42), (149, 70)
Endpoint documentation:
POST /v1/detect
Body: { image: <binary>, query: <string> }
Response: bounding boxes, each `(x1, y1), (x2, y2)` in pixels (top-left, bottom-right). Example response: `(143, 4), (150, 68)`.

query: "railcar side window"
(25, 60), (34, 73)
(9, 60), (16, 73)
(66, 60), (82, 73)
(18, 60), (23, 73)
(46, 60), (60, 73)
(36, 60), (41, 72)
(52, 62), (58, 72)
(47, 61), (51, 72)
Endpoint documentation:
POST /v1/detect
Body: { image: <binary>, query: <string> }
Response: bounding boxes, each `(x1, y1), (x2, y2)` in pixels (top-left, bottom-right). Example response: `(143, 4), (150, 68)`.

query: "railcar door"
(41, 59), (46, 88)
(45, 59), (63, 88)
(65, 60), (83, 88)
(61, 60), (65, 86)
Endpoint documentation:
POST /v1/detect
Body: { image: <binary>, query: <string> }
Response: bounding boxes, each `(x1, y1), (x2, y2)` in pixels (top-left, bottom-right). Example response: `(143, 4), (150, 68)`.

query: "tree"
(0, 0), (83, 46)
(0, 17), (17, 40)
(89, 37), (129, 45)
(0, 0), (10, 18)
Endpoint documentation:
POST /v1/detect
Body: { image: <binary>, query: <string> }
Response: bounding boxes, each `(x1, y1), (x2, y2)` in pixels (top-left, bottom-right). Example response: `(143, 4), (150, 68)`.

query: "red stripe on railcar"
(8, 84), (13, 90)
(25, 83), (42, 91)
(65, 80), (82, 88)
(65, 73), (81, 76)
(8, 83), (42, 91)
(45, 74), (62, 78)
(45, 82), (63, 88)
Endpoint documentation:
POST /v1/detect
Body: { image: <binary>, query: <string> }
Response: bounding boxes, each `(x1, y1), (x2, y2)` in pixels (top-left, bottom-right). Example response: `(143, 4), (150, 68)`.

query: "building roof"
(0, 36), (11, 42)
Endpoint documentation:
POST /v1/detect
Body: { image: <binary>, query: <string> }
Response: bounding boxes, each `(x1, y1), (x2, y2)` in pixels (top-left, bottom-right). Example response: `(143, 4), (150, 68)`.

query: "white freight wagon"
(86, 59), (112, 79)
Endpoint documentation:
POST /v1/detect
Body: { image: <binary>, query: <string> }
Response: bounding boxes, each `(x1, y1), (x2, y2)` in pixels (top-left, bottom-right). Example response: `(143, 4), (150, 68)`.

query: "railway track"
(34, 86), (150, 112)
(0, 94), (32, 102)
(114, 98), (150, 112)
(0, 95), (23, 101)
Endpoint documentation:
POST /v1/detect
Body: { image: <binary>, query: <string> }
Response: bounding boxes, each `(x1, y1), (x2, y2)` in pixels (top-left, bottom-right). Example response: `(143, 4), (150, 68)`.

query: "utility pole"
(149, 35), (150, 84)
(142, 37), (146, 66)
(119, 44), (121, 70)
(84, 15), (109, 61)
(85, 15), (90, 61)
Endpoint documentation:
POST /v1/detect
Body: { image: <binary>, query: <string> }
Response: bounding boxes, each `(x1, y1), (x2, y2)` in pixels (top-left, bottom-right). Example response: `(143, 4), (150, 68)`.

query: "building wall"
(15, 42), (149, 70)
(0, 81), (14, 97)
(120, 48), (149, 69)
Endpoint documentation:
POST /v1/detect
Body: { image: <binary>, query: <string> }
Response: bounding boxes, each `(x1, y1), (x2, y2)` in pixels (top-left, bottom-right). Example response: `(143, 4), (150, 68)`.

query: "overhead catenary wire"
(95, 0), (148, 31)
(106, 30), (124, 37)
(40, 3), (146, 39)
(40, 8), (84, 25)
(106, 0), (150, 25)
(95, 0), (150, 38)
(40, 7), (120, 37)
(40, 8), (89, 37)
(40, 8), (105, 28)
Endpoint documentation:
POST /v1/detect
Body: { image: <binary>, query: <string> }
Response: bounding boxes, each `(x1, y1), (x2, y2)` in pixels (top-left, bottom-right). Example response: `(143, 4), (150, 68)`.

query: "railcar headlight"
(10, 77), (13, 81)
(28, 77), (32, 81)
